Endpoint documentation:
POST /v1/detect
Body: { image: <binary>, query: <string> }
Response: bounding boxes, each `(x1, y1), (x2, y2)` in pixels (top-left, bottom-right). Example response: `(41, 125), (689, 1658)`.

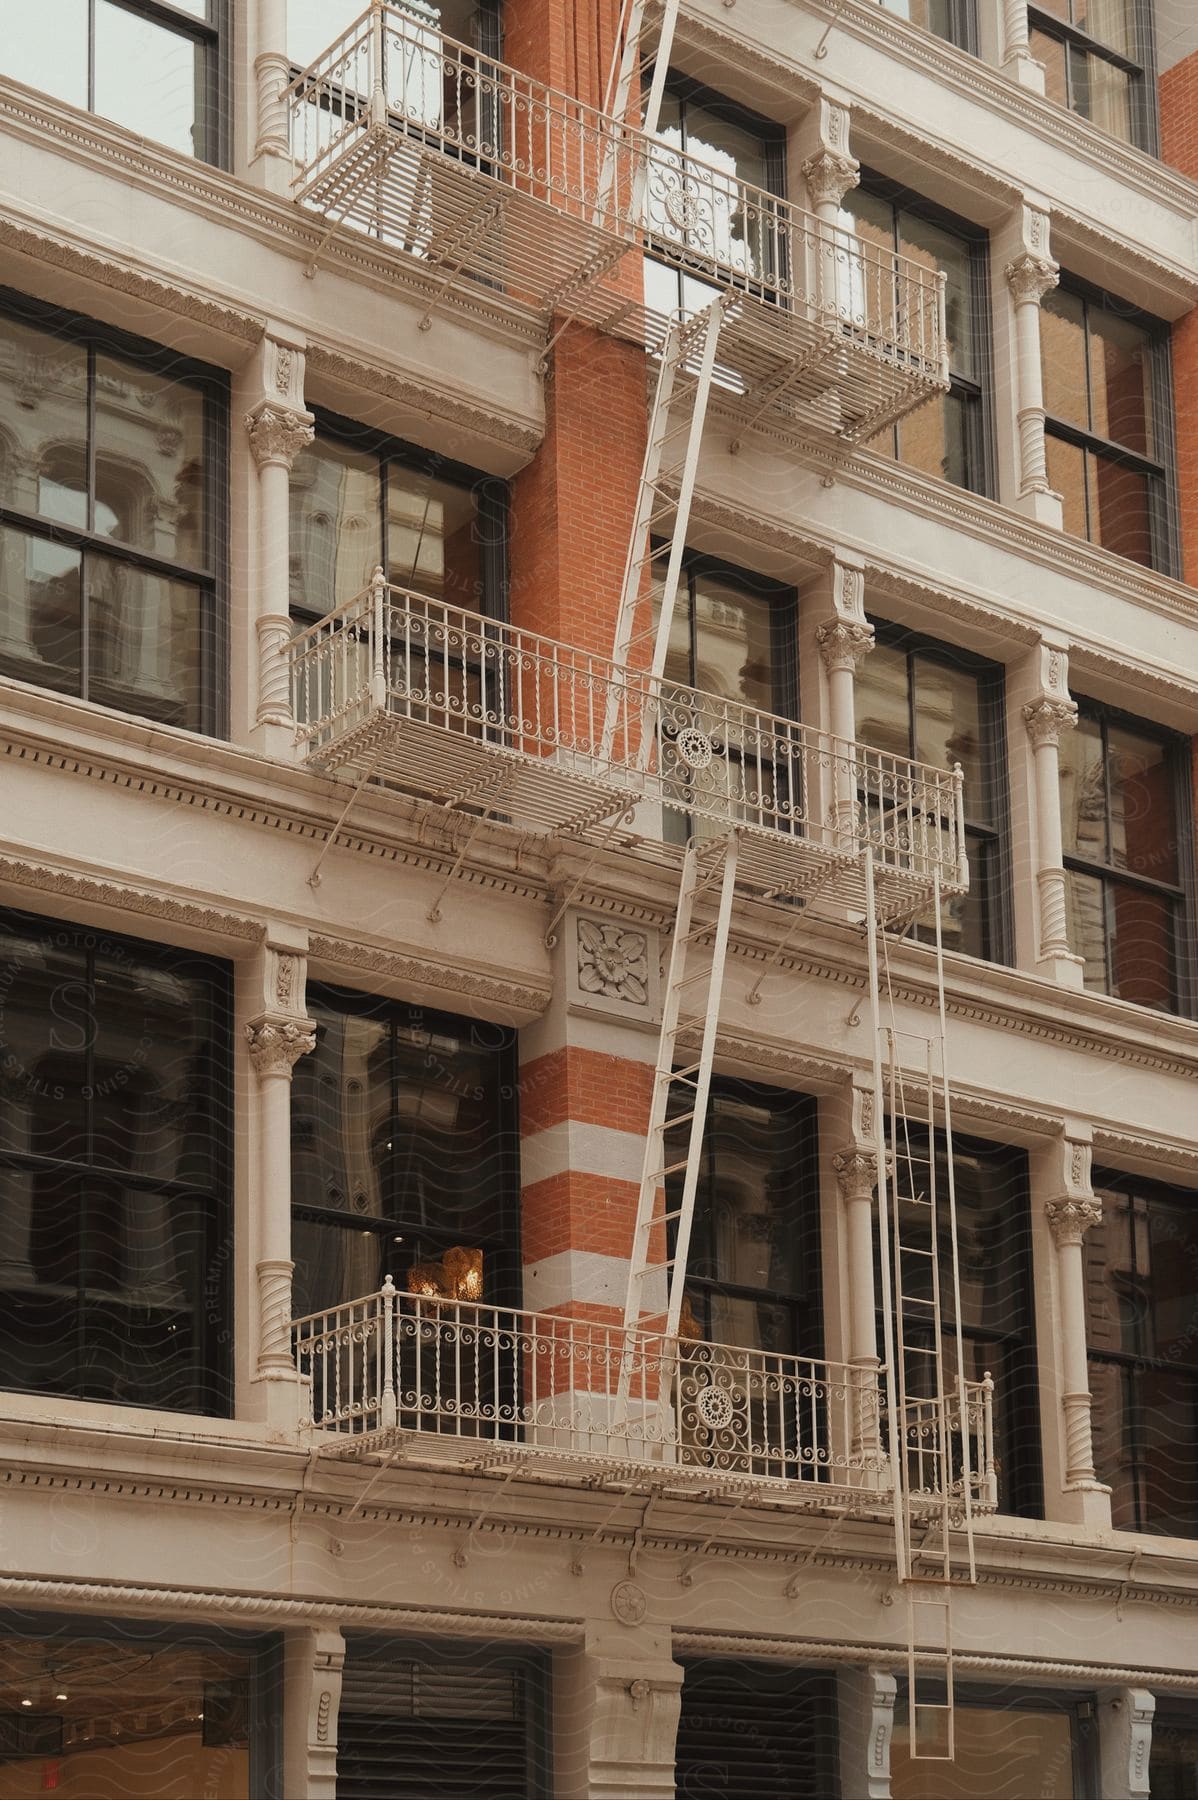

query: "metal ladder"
(595, 0), (682, 219)
(866, 861), (977, 1762)
(621, 832), (739, 1338)
(602, 297), (726, 763)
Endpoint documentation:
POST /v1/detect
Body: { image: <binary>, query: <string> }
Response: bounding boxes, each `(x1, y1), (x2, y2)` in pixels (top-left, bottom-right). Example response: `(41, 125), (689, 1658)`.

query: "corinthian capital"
(817, 618), (875, 674)
(1005, 253), (1060, 307)
(1023, 696), (1077, 749)
(1046, 1195), (1103, 1248)
(246, 1017), (316, 1078)
(246, 402), (316, 470)
(833, 1149), (878, 1202)
(802, 149), (860, 211)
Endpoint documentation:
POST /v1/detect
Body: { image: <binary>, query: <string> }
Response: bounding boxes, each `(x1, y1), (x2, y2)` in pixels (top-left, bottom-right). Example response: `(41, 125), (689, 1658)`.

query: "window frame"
(0, 906), (234, 1418)
(1087, 1169), (1198, 1537)
(892, 1680), (1097, 1792)
(668, 1080), (823, 1364)
(1027, 0), (1158, 155)
(879, 0), (977, 55)
(288, 406), (509, 633)
(882, 1124), (1043, 1519)
(860, 618), (1012, 966)
(1041, 273), (1178, 575)
(849, 171), (996, 498)
(1061, 694), (1193, 1015)
(0, 285), (230, 738)
(290, 984), (522, 1317)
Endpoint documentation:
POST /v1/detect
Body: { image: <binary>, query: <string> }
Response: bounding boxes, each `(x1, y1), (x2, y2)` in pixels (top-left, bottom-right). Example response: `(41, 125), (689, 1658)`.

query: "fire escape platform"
(287, 8), (950, 442)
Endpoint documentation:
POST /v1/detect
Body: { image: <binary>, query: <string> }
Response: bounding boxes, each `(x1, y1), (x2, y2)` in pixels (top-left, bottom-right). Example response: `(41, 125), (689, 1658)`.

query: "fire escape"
(283, 0), (995, 1758)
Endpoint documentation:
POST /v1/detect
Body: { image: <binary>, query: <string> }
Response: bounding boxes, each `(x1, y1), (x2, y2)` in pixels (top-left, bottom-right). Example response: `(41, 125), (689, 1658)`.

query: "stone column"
(1005, 221), (1061, 526)
(242, 926), (315, 1425)
(1045, 1128), (1111, 1528)
(250, 0), (296, 195)
(833, 1145), (883, 1466)
(1021, 639), (1084, 987)
(555, 1624), (683, 1798)
(838, 1666), (896, 1800)
(1097, 1688), (1155, 1800)
(282, 1627), (345, 1800)
(801, 552), (870, 854)
(245, 331), (314, 759)
(1000, 0), (1047, 92)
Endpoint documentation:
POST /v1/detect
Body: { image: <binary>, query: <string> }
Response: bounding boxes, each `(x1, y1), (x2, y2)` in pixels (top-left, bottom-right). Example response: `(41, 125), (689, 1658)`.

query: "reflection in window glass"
(1028, 0), (1147, 148)
(1059, 705), (1184, 1011)
(892, 1698), (1076, 1798)
(0, 911), (231, 1415)
(0, 305), (220, 732)
(0, 0), (219, 163)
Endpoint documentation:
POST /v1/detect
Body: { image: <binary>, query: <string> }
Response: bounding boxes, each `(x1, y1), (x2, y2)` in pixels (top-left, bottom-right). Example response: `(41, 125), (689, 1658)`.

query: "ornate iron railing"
(293, 1280), (889, 1490)
(286, 576), (969, 893)
(285, 5), (948, 383)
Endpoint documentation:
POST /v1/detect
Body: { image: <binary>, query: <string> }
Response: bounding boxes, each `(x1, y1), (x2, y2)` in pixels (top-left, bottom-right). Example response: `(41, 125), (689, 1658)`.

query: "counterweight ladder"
(866, 862), (977, 1762)
(602, 297), (727, 763)
(621, 831), (739, 1338)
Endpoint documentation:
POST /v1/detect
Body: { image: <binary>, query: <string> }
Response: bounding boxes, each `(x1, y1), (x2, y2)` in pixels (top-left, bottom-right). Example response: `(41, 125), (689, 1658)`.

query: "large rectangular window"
(891, 1683), (1094, 1796)
(0, 909), (232, 1416)
(0, 291), (227, 735)
(840, 178), (992, 494)
(289, 988), (519, 1320)
(1058, 699), (1190, 1012)
(0, 0), (226, 165)
(288, 414), (507, 629)
(887, 1129), (1042, 1518)
(854, 622), (1009, 962)
(676, 1661), (839, 1799)
(1029, 0), (1156, 151)
(0, 1611), (280, 1798)
(1087, 1174), (1198, 1538)
(1041, 279), (1175, 571)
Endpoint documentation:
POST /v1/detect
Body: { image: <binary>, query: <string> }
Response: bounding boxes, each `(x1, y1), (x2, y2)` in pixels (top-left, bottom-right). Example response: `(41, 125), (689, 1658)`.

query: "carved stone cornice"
(802, 149), (861, 210)
(308, 933), (551, 1020)
(1023, 697), (1078, 748)
(0, 855), (259, 940)
(246, 1017), (317, 1078)
(817, 618), (875, 674)
(246, 402), (316, 470)
(1046, 1195), (1104, 1248)
(1005, 252), (1060, 307)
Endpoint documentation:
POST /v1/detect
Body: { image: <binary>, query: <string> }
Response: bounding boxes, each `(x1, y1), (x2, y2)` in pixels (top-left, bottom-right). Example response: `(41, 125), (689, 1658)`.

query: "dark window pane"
(892, 1702), (1075, 1799)
(292, 1216), (385, 1320)
(0, 525), (82, 697)
(94, 1), (201, 158)
(291, 1006), (390, 1215)
(93, 353), (206, 564)
(1031, 27), (1070, 108)
(913, 656), (988, 824)
(1045, 433), (1089, 541)
(1075, 0), (1136, 58)
(1108, 880), (1176, 1010)
(854, 641), (910, 760)
(897, 388), (976, 488)
(0, 927), (91, 1162)
(0, 0), (89, 107)
(1070, 41), (1133, 142)
(1088, 309), (1152, 456)
(1065, 867), (1110, 990)
(1151, 1717), (1198, 1800)
(1084, 1189), (1141, 1358)
(1041, 289), (1089, 432)
(688, 576), (774, 708)
(88, 562), (204, 729)
(0, 316), (89, 525)
(386, 465), (481, 608)
(289, 434), (382, 617)
(683, 1093), (809, 1300)
(1108, 726), (1178, 885)
(899, 213), (977, 381)
(1058, 711), (1106, 862)
(1090, 449), (1152, 564)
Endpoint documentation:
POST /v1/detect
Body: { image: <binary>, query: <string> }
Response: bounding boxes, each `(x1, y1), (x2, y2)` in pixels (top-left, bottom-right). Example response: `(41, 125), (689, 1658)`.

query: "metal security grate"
(676, 1660), (840, 1799)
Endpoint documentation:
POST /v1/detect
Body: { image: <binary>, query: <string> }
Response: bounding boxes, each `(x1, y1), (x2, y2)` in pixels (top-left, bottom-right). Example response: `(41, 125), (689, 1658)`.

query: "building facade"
(0, 0), (1197, 1794)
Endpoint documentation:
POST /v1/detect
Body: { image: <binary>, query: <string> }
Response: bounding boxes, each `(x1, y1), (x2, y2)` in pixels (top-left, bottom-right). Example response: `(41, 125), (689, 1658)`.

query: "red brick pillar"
(503, 0), (649, 654)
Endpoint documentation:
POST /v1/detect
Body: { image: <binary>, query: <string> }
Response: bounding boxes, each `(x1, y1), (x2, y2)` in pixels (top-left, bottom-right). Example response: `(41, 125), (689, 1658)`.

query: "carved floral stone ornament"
(610, 1579), (648, 1626)
(1045, 1194), (1103, 1247)
(577, 919), (650, 1006)
(245, 403), (316, 470)
(246, 1017), (317, 1077)
(1023, 696), (1078, 748)
(802, 149), (860, 210)
(1005, 252), (1060, 307)
(817, 618), (875, 674)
